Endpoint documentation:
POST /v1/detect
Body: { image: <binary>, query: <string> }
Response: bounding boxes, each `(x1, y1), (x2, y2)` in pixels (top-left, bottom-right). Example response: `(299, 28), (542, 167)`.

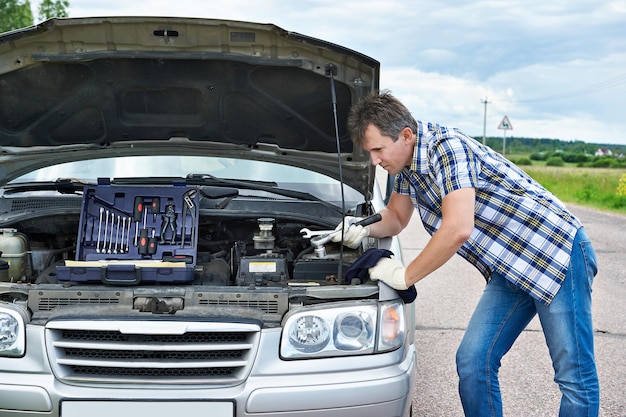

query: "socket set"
(56, 182), (199, 284)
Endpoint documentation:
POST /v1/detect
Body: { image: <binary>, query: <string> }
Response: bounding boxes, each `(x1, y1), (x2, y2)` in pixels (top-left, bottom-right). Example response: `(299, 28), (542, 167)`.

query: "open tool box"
(56, 180), (199, 284)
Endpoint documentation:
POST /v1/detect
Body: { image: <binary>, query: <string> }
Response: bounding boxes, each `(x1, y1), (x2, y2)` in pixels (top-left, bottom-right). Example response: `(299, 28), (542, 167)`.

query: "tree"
(38, 0), (69, 21)
(0, 0), (34, 33)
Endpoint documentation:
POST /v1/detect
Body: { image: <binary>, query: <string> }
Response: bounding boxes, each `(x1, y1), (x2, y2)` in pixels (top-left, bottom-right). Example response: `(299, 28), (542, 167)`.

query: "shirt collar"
(407, 120), (434, 175)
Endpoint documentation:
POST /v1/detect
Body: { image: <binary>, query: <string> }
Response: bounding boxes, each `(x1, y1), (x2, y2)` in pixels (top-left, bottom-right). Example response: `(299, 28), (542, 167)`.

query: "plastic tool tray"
(57, 182), (199, 284)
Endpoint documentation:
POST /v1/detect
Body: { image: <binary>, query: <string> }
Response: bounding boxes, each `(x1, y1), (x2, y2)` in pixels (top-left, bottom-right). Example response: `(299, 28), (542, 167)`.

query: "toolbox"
(56, 180), (199, 284)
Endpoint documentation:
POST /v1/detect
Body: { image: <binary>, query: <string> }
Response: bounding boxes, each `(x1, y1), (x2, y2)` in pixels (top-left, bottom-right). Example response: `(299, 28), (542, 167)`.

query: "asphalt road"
(401, 204), (626, 416)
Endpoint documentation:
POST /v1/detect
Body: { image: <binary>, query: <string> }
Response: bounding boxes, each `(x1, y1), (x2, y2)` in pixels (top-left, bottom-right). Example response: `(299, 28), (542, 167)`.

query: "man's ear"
(400, 127), (414, 144)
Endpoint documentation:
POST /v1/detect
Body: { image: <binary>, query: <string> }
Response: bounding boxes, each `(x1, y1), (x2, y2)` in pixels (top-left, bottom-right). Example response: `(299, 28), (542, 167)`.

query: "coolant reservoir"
(0, 228), (28, 282)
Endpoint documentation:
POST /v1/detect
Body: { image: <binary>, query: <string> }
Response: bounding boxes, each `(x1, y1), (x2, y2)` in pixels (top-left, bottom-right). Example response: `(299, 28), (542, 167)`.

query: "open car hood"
(0, 17), (379, 195)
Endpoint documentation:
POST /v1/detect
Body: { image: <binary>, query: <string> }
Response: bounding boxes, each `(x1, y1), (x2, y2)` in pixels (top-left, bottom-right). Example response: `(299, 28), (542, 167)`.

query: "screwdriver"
(138, 208), (149, 255)
(150, 197), (160, 222)
(133, 196), (144, 247)
(148, 229), (157, 255)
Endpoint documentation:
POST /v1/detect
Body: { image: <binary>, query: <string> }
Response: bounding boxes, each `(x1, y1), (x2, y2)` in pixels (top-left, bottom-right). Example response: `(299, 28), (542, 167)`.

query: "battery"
(236, 255), (288, 286)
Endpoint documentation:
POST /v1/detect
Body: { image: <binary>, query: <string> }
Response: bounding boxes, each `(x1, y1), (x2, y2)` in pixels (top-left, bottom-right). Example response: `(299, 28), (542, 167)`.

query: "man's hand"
(368, 257), (408, 290)
(331, 216), (370, 248)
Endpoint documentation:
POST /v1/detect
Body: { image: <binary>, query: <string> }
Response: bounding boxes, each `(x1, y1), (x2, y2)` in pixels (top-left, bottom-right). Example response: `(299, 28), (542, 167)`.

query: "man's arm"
(368, 192), (415, 238)
(404, 187), (475, 285)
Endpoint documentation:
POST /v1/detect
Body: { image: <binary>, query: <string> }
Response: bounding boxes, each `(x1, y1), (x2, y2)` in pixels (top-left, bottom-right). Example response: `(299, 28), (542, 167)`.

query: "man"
(333, 90), (599, 417)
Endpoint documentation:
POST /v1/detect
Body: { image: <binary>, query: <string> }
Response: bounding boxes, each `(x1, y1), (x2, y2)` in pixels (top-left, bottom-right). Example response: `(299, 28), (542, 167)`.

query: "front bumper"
(0, 328), (416, 417)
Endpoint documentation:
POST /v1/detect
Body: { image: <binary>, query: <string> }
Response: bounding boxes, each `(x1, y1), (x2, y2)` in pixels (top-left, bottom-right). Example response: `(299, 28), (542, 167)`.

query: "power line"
(510, 72), (626, 103)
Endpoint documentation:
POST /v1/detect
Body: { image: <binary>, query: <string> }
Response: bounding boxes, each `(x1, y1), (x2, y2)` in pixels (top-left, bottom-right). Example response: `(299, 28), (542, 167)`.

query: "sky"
(31, 0), (626, 145)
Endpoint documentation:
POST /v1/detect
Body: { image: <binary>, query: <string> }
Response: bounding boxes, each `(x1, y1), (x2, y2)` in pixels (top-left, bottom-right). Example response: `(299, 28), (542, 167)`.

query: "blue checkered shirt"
(394, 121), (582, 304)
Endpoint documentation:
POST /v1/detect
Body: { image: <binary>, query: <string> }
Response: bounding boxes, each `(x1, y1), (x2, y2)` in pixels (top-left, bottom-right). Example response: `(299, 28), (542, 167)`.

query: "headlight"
(334, 311), (373, 350)
(280, 300), (404, 359)
(288, 315), (330, 353)
(0, 306), (26, 357)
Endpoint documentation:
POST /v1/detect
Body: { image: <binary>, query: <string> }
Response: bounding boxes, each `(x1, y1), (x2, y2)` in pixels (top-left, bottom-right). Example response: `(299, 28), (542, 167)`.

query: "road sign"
(498, 115), (513, 130)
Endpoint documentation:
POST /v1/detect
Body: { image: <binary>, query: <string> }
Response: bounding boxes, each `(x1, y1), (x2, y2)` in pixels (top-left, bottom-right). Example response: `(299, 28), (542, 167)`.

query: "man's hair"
(347, 89), (418, 146)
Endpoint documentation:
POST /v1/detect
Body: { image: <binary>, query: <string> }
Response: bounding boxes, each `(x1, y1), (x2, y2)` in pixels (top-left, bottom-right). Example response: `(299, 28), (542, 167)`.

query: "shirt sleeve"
(429, 135), (479, 197)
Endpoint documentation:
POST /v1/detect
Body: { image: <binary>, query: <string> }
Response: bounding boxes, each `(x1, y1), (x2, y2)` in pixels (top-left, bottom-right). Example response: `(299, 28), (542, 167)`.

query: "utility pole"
(481, 97), (490, 145)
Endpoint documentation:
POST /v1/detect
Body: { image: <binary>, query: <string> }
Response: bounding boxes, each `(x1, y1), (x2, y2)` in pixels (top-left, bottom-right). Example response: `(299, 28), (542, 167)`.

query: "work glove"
(368, 257), (409, 290)
(331, 216), (370, 248)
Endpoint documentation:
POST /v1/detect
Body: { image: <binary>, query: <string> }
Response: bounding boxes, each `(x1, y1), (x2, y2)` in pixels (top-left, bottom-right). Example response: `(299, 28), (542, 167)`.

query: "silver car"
(0, 17), (416, 417)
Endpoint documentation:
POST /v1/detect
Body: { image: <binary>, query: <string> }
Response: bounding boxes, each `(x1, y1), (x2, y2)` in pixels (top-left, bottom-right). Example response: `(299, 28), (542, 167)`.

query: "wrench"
(107, 211), (115, 254)
(114, 215), (121, 254)
(103, 209), (110, 253)
(126, 216), (132, 253)
(300, 213), (382, 245)
(299, 228), (332, 239)
(96, 207), (104, 253)
(120, 217), (127, 253)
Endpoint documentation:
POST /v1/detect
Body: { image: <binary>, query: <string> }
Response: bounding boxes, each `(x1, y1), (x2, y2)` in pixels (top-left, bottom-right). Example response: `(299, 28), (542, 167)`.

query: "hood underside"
(0, 17), (379, 192)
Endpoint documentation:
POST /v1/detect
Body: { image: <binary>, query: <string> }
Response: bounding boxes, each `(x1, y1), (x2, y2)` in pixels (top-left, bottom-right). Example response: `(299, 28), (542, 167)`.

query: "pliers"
(180, 189), (197, 248)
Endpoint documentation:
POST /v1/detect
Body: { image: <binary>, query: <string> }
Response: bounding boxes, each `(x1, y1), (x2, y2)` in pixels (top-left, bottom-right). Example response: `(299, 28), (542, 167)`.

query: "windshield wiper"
(186, 173), (278, 188)
(186, 173), (344, 215)
(3, 178), (91, 195)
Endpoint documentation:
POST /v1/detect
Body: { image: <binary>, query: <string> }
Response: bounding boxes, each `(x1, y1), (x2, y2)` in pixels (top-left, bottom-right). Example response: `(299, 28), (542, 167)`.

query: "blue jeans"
(456, 228), (599, 417)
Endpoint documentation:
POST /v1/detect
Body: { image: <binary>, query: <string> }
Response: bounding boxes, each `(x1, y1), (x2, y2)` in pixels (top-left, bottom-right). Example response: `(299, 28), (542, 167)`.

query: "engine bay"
(0, 185), (365, 288)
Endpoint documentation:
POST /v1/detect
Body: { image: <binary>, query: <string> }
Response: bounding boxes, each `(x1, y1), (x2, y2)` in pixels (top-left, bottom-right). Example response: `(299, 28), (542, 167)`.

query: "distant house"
(595, 148), (613, 157)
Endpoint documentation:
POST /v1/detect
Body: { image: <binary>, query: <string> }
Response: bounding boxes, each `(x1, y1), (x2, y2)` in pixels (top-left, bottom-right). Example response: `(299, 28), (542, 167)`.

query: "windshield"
(11, 156), (363, 205)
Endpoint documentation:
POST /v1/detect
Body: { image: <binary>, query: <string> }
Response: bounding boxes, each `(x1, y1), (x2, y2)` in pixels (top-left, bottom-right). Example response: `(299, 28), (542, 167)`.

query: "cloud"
(381, 61), (626, 144)
(382, 67), (485, 122)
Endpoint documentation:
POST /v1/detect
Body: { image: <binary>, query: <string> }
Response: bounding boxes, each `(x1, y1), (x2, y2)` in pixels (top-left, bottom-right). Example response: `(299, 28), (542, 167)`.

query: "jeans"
(456, 228), (599, 417)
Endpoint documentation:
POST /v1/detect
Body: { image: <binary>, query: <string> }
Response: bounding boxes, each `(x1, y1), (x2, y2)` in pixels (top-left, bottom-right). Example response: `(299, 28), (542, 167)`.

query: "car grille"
(45, 320), (260, 385)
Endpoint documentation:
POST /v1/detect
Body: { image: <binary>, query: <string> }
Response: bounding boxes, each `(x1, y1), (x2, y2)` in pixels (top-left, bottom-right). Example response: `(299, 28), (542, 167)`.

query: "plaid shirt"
(394, 121), (582, 305)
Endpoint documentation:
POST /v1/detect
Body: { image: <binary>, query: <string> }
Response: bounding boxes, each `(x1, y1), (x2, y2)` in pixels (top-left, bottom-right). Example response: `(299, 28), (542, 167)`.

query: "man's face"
(362, 124), (414, 175)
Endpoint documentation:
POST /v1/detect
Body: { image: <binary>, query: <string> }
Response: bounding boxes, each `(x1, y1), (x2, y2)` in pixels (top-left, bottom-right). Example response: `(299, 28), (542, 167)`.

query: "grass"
(520, 166), (626, 214)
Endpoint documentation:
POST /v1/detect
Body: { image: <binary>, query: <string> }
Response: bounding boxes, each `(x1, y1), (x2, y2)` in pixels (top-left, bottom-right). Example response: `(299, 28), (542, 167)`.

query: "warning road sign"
(498, 115), (513, 130)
